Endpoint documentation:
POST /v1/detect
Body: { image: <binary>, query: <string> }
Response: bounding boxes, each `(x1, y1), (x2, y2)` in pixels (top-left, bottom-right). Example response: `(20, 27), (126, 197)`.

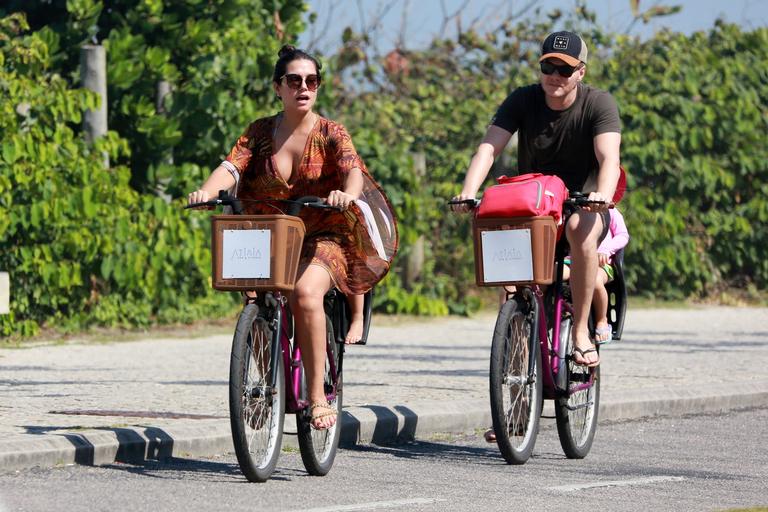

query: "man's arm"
(591, 131), (621, 208)
(455, 125), (514, 201)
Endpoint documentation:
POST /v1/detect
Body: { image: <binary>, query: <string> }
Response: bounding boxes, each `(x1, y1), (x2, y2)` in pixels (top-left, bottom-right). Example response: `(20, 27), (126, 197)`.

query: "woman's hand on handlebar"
(326, 190), (356, 210)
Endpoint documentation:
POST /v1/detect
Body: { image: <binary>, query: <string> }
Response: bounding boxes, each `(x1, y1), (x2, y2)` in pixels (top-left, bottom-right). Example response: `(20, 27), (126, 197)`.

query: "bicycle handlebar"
(447, 198), (481, 208)
(564, 192), (615, 209)
(185, 190), (244, 214)
(447, 193), (613, 210)
(185, 190), (344, 215)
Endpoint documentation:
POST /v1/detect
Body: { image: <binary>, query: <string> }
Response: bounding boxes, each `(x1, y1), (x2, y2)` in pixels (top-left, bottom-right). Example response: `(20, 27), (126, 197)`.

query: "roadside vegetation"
(1, 1), (765, 338)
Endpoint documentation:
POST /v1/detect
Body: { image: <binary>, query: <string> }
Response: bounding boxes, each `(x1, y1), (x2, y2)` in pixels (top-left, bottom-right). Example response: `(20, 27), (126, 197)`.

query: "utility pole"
(80, 44), (109, 167)
(404, 152), (426, 286)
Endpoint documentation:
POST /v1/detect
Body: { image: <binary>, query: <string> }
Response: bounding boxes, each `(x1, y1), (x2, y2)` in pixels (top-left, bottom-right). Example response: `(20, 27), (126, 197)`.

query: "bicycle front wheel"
(555, 315), (600, 459)
(229, 304), (285, 482)
(297, 314), (343, 476)
(489, 297), (543, 464)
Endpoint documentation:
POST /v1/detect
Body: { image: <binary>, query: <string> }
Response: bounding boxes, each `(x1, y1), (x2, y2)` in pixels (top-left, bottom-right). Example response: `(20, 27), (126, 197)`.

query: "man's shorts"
(598, 210), (610, 244)
(564, 256), (615, 282)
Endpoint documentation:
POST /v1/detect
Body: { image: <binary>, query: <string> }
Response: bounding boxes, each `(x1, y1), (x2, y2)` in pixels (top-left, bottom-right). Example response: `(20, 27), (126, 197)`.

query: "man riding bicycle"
(452, 31), (621, 367)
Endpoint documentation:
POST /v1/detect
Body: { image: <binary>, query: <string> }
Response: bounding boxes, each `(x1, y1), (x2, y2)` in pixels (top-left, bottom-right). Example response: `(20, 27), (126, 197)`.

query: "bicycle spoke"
(229, 304), (284, 482)
(298, 314), (343, 476)
(555, 314), (600, 460)
(490, 297), (542, 464)
(503, 313), (532, 440)
(242, 323), (277, 465)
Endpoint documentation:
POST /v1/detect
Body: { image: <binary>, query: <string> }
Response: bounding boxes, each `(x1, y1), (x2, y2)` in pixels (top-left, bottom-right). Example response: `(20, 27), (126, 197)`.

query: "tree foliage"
(604, 24), (768, 298)
(1, 0), (305, 196)
(0, 2), (304, 337)
(0, 13), (240, 337)
(316, 9), (767, 310)
(1, 2), (766, 337)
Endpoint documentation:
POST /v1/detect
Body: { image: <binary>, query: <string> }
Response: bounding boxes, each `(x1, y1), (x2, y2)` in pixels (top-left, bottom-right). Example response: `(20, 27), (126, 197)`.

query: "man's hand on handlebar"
(585, 191), (613, 212)
(449, 193), (478, 213)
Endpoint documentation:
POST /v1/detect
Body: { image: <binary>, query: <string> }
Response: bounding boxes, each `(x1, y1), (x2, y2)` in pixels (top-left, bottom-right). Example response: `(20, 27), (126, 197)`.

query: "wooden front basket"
(472, 216), (557, 286)
(211, 214), (306, 292)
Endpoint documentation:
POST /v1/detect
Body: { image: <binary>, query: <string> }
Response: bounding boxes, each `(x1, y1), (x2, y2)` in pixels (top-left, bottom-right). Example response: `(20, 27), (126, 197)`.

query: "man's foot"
(345, 315), (364, 344)
(572, 332), (600, 367)
(309, 401), (337, 430)
(572, 346), (599, 367)
(483, 428), (496, 443)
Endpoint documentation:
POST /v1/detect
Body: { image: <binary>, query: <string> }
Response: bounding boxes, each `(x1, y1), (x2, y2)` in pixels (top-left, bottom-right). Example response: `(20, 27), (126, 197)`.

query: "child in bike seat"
(346, 295), (366, 344)
(563, 207), (629, 344)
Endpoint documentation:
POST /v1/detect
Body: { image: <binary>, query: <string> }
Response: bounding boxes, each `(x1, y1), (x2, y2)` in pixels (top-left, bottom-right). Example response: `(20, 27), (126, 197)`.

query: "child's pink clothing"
(598, 208), (629, 263)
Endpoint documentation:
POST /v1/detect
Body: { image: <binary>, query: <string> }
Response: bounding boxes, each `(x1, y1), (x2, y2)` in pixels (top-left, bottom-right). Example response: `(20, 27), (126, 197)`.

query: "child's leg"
(498, 285), (516, 306)
(592, 267), (611, 342)
(345, 294), (365, 344)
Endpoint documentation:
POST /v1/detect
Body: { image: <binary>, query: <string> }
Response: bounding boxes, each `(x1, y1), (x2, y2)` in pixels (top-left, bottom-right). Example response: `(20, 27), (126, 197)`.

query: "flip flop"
(594, 325), (613, 345)
(572, 346), (600, 367)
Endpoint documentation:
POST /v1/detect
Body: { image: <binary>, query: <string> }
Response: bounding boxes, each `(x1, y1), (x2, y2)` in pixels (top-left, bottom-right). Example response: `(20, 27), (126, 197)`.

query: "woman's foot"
(309, 401), (337, 430)
(345, 315), (364, 344)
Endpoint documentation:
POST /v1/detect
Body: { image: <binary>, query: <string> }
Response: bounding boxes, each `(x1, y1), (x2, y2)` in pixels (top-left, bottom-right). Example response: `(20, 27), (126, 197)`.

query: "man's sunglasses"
(539, 61), (581, 77)
(280, 73), (321, 91)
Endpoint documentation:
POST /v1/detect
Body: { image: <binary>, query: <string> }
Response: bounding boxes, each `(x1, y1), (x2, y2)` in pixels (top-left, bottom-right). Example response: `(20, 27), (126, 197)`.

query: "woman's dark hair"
(272, 44), (322, 83)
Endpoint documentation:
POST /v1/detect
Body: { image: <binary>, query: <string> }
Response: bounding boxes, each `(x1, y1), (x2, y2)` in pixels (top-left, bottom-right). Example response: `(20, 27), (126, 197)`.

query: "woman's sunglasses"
(539, 61), (581, 77)
(280, 73), (321, 91)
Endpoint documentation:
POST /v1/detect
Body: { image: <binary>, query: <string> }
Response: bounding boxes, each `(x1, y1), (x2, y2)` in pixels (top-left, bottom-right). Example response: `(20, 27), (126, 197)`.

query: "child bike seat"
(605, 248), (627, 340)
(327, 289), (374, 345)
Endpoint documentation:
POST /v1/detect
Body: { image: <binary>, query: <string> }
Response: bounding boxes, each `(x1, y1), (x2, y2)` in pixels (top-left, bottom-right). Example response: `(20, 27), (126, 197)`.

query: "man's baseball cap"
(539, 31), (588, 66)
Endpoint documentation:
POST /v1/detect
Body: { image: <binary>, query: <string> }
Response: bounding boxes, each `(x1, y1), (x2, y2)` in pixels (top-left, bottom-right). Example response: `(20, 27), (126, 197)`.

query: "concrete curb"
(599, 381), (768, 422)
(2, 388), (767, 473)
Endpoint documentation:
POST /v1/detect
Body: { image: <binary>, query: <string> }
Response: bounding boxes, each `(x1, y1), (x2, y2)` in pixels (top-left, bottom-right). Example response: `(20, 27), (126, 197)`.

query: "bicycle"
(186, 191), (373, 482)
(450, 193), (621, 464)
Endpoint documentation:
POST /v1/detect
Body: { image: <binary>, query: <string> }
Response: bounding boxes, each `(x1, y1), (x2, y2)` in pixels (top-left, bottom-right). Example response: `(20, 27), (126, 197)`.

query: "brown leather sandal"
(309, 401), (337, 431)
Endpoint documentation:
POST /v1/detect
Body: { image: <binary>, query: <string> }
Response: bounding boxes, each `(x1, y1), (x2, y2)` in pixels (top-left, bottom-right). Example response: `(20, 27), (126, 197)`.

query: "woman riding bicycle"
(187, 45), (398, 430)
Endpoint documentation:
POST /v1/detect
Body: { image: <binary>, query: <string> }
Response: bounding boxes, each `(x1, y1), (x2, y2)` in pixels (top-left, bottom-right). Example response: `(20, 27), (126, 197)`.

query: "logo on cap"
(553, 36), (569, 50)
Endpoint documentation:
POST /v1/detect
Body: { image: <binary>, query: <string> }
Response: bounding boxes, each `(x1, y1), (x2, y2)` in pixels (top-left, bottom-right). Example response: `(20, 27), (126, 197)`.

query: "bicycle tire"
(489, 297), (543, 464)
(554, 315), (600, 458)
(297, 314), (343, 476)
(229, 304), (285, 482)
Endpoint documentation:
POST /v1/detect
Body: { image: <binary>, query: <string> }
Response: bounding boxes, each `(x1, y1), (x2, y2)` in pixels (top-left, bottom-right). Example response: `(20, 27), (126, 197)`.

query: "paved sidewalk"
(1, 306), (767, 471)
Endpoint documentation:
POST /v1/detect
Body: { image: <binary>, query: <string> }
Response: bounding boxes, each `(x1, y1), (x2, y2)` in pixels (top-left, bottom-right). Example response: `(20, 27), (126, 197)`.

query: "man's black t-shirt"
(491, 83), (621, 192)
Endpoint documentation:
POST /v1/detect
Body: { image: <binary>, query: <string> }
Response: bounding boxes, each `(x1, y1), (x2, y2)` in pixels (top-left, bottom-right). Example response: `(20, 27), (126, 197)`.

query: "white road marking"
(549, 475), (686, 492)
(287, 497), (447, 512)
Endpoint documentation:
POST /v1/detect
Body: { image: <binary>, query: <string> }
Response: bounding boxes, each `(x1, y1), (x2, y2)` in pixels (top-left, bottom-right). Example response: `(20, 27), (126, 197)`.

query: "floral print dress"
(220, 114), (398, 295)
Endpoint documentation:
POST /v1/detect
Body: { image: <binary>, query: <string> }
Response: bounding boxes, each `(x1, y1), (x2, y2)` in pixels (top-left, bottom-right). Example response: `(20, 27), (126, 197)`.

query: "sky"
(299, 0), (768, 52)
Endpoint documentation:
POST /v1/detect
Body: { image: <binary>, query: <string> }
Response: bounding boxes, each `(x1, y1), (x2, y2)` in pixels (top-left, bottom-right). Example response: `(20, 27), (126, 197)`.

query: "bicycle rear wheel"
(229, 304), (285, 482)
(555, 315), (600, 458)
(297, 314), (343, 476)
(489, 297), (543, 464)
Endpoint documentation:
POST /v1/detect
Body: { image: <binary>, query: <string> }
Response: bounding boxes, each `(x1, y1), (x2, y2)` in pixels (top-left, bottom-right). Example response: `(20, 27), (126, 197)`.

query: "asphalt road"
(1, 407), (766, 512)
